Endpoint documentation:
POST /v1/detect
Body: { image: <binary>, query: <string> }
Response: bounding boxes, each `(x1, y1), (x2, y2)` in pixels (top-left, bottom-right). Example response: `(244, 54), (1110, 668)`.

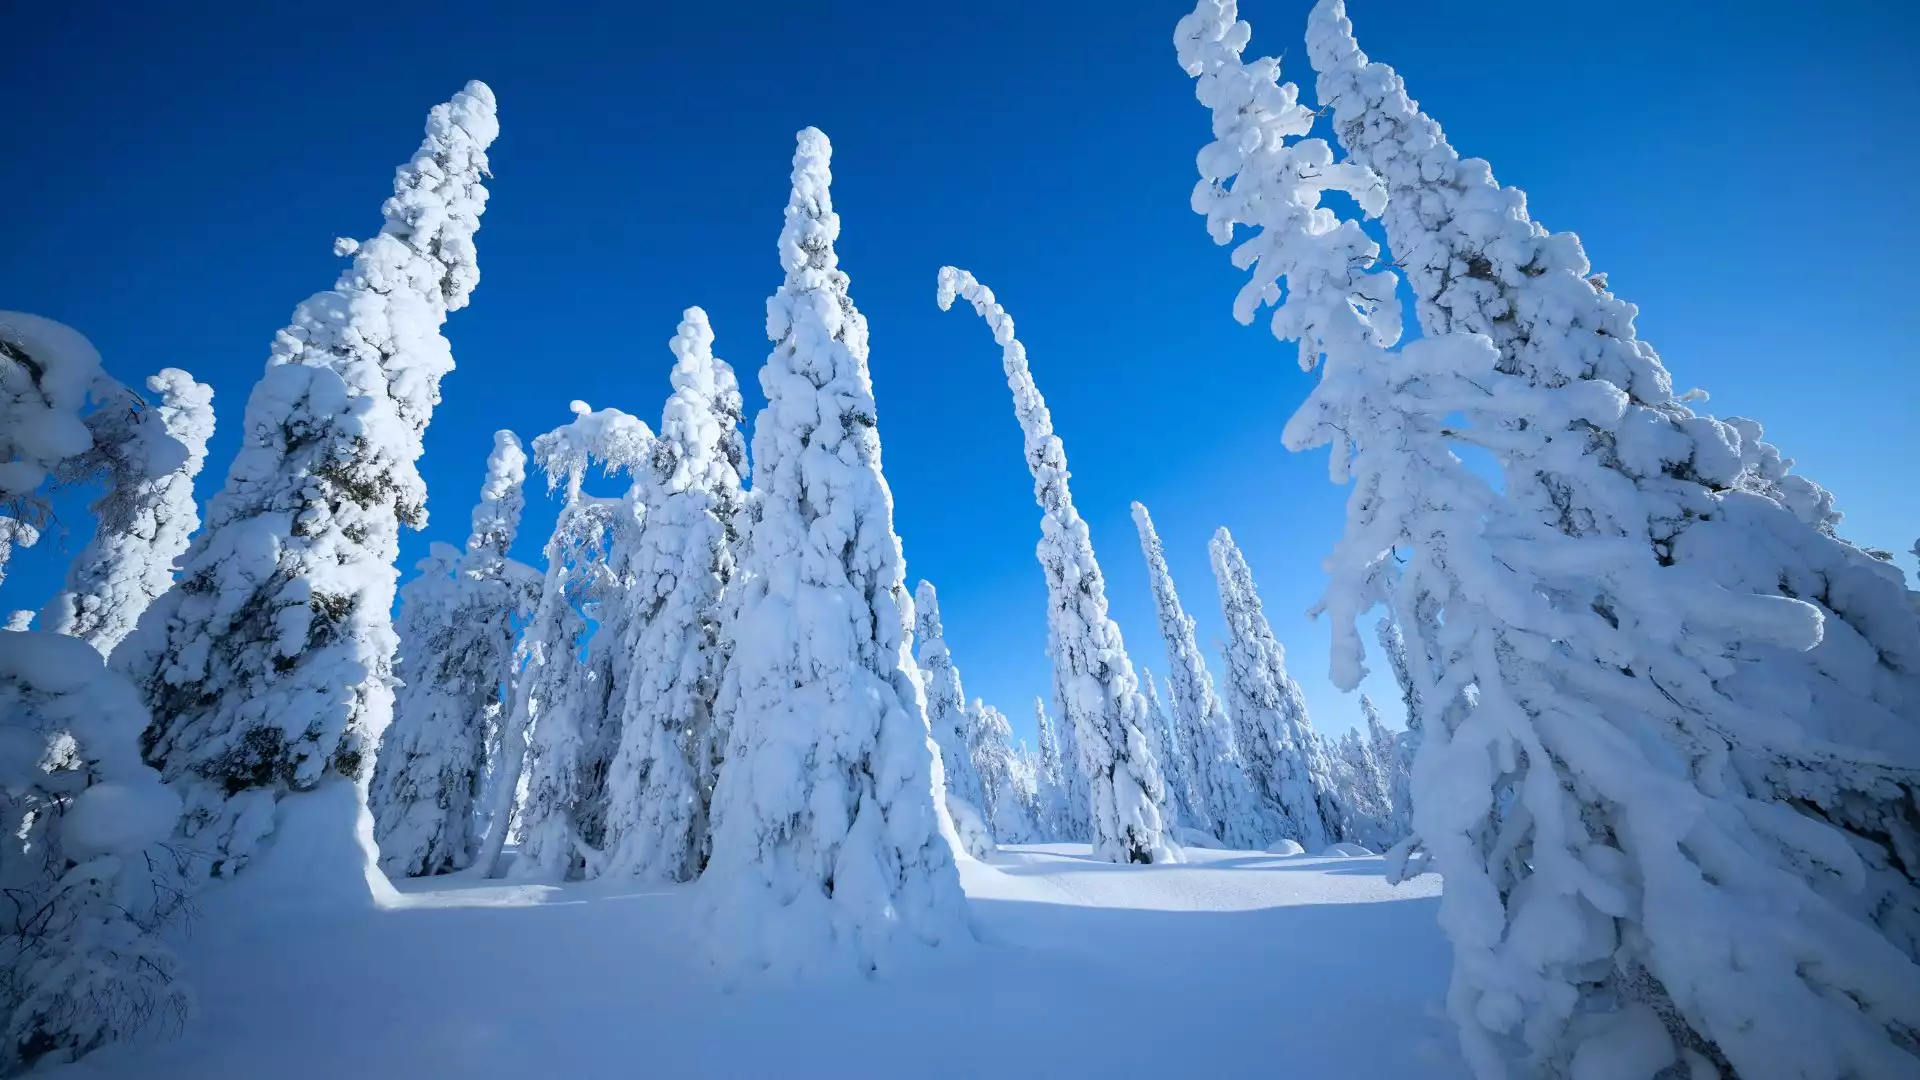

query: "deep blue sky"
(6, 0), (1916, 745)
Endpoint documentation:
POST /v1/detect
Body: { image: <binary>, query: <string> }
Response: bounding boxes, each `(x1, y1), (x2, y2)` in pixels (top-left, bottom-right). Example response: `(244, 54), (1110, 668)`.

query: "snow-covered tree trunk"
(1209, 528), (1340, 852)
(41, 371), (215, 658)
(1131, 500), (1262, 848)
(601, 308), (747, 883)
(702, 129), (969, 975)
(477, 403), (651, 883)
(112, 82), (499, 887)
(0, 631), (189, 1073)
(938, 267), (1175, 865)
(369, 431), (533, 877)
(1180, 4), (1920, 1074)
(913, 581), (992, 858)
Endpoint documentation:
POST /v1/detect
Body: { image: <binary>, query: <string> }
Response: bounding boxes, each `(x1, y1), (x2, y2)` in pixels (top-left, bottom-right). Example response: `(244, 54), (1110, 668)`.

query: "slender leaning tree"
(116, 82), (499, 884)
(703, 129), (968, 975)
(369, 431), (533, 877)
(938, 268), (1175, 865)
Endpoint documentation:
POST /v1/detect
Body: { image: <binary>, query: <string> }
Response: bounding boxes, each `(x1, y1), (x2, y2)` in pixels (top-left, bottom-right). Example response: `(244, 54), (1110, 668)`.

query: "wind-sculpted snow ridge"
(703, 128), (968, 978)
(937, 267), (1176, 866)
(1180, 2), (1920, 1075)
(114, 82), (499, 888)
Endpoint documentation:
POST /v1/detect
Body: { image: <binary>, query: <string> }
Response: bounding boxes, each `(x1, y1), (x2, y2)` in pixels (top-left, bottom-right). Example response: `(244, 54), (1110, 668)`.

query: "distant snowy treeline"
(4, 1), (1918, 1077)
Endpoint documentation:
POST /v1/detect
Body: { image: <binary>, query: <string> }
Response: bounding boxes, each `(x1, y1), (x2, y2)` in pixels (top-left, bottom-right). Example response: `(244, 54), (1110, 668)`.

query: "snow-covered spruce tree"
(1361, 692), (1410, 843)
(0, 631), (187, 1073)
(1031, 697), (1070, 841)
(1309, 0), (1920, 963)
(1178, 4), (1920, 1074)
(702, 128), (968, 975)
(938, 267), (1175, 865)
(368, 431), (534, 877)
(1131, 500), (1263, 848)
(114, 82), (499, 884)
(600, 308), (747, 883)
(41, 371), (214, 658)
(477, 403), (651, 883)
(971, 699), (1039, 844)
(1209, 528), (1339, 851)
(1334, 707), (1393, 852)
(913, 581), (993, 858)
(1138, 667), (1193, 833)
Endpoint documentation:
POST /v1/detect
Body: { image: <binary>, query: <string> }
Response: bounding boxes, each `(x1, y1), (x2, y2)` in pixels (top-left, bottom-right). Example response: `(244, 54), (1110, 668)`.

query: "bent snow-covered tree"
(1132, 500), (1260, 848)
(114, 82), (498, 883)
(938, 267), (1174, 865)
(703, 128), (968, 974)
(41, 370), (214, 658)
(369, 431), (533, 877)
(914, 581), (992, 858)
(1178, 3), (1920, 1075)
(1307, 0), (1920, 968)
(601, 308), (747, 883)
(1209, 528), (1340, 852)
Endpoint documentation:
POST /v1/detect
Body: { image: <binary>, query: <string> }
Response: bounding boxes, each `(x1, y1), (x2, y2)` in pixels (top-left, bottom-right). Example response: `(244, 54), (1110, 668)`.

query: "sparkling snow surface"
(55, 846), (1464, 1079)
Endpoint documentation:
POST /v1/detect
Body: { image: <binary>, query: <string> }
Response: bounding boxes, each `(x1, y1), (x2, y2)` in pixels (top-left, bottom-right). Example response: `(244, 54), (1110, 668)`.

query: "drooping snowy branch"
(937, 266), (1175, 865)
(703, 129), (969, 975)
(113, 81), (499, 884)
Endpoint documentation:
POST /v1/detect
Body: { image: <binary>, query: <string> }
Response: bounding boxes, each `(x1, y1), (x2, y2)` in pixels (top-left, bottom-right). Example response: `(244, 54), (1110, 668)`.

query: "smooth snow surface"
(55, 846), (1462, 1080)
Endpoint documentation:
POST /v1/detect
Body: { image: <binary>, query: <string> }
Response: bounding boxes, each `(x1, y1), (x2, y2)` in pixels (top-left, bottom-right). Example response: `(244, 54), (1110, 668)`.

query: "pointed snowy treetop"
(914, 579), (950, 662)
(655, 306), (746, 498)
(1174, 0), (1399, 368)
(466, 429), (526, 563)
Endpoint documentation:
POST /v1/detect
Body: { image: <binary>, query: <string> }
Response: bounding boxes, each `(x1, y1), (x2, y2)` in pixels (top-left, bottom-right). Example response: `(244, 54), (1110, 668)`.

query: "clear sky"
(5, 0), (1916, 746)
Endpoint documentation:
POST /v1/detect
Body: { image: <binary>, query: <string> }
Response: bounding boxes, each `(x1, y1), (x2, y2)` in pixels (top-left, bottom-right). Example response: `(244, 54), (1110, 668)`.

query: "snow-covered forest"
(3, 1), (1917, 1077)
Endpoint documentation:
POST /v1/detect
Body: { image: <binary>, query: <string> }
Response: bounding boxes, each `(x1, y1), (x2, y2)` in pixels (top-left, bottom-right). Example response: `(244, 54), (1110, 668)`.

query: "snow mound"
(1265, 838), (1306, 855)
(200, 780), (400, 916)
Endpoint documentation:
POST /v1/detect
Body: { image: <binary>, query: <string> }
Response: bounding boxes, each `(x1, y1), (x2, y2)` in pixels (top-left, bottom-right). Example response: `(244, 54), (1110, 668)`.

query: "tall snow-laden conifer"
(601, 308), (747, 883)
(703, 129), (968, 975)
(971, 699), (1039, 844)
(1139, 667), (1194, 832)
(369, 431), (533, 877)
(41, 371), (214, 658)
(1132, 500), (1261, 848)
(1179, 3), (1920, 1075)
(1360, 692), (1410, 843)
(1209, 528), (1339, 851)
(938, 268), (1175, 865)
(1032, 697), (1070, 841)
(486, 403), (651, 883)
(1309, 0), (1920, 966)
(913, 581), (992, 858)
(115, 83), (499, 884)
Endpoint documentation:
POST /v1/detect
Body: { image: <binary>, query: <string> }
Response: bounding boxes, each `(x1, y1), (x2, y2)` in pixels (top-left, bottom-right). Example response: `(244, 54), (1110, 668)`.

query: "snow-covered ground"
(57, 845), (1464, 1079)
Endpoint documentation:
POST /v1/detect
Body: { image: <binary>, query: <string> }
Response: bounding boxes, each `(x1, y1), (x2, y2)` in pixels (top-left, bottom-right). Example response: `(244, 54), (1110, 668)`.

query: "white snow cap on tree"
(0, 630), (188, 1072)
(601, 307), (747, 883)
(1131, 500), (1262, 849)
(370, 430), (533, 877)
(937, 266), (1175, 865)
(42, 369), (215, 657)
(1208, 527), (1340, 852)
(0, 312), (109, 507)
(1181, 4), (1920, 1075)
(114, 81), (499, 884)
(702, 128), (969, 976)
(913, 580), (992, 858)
